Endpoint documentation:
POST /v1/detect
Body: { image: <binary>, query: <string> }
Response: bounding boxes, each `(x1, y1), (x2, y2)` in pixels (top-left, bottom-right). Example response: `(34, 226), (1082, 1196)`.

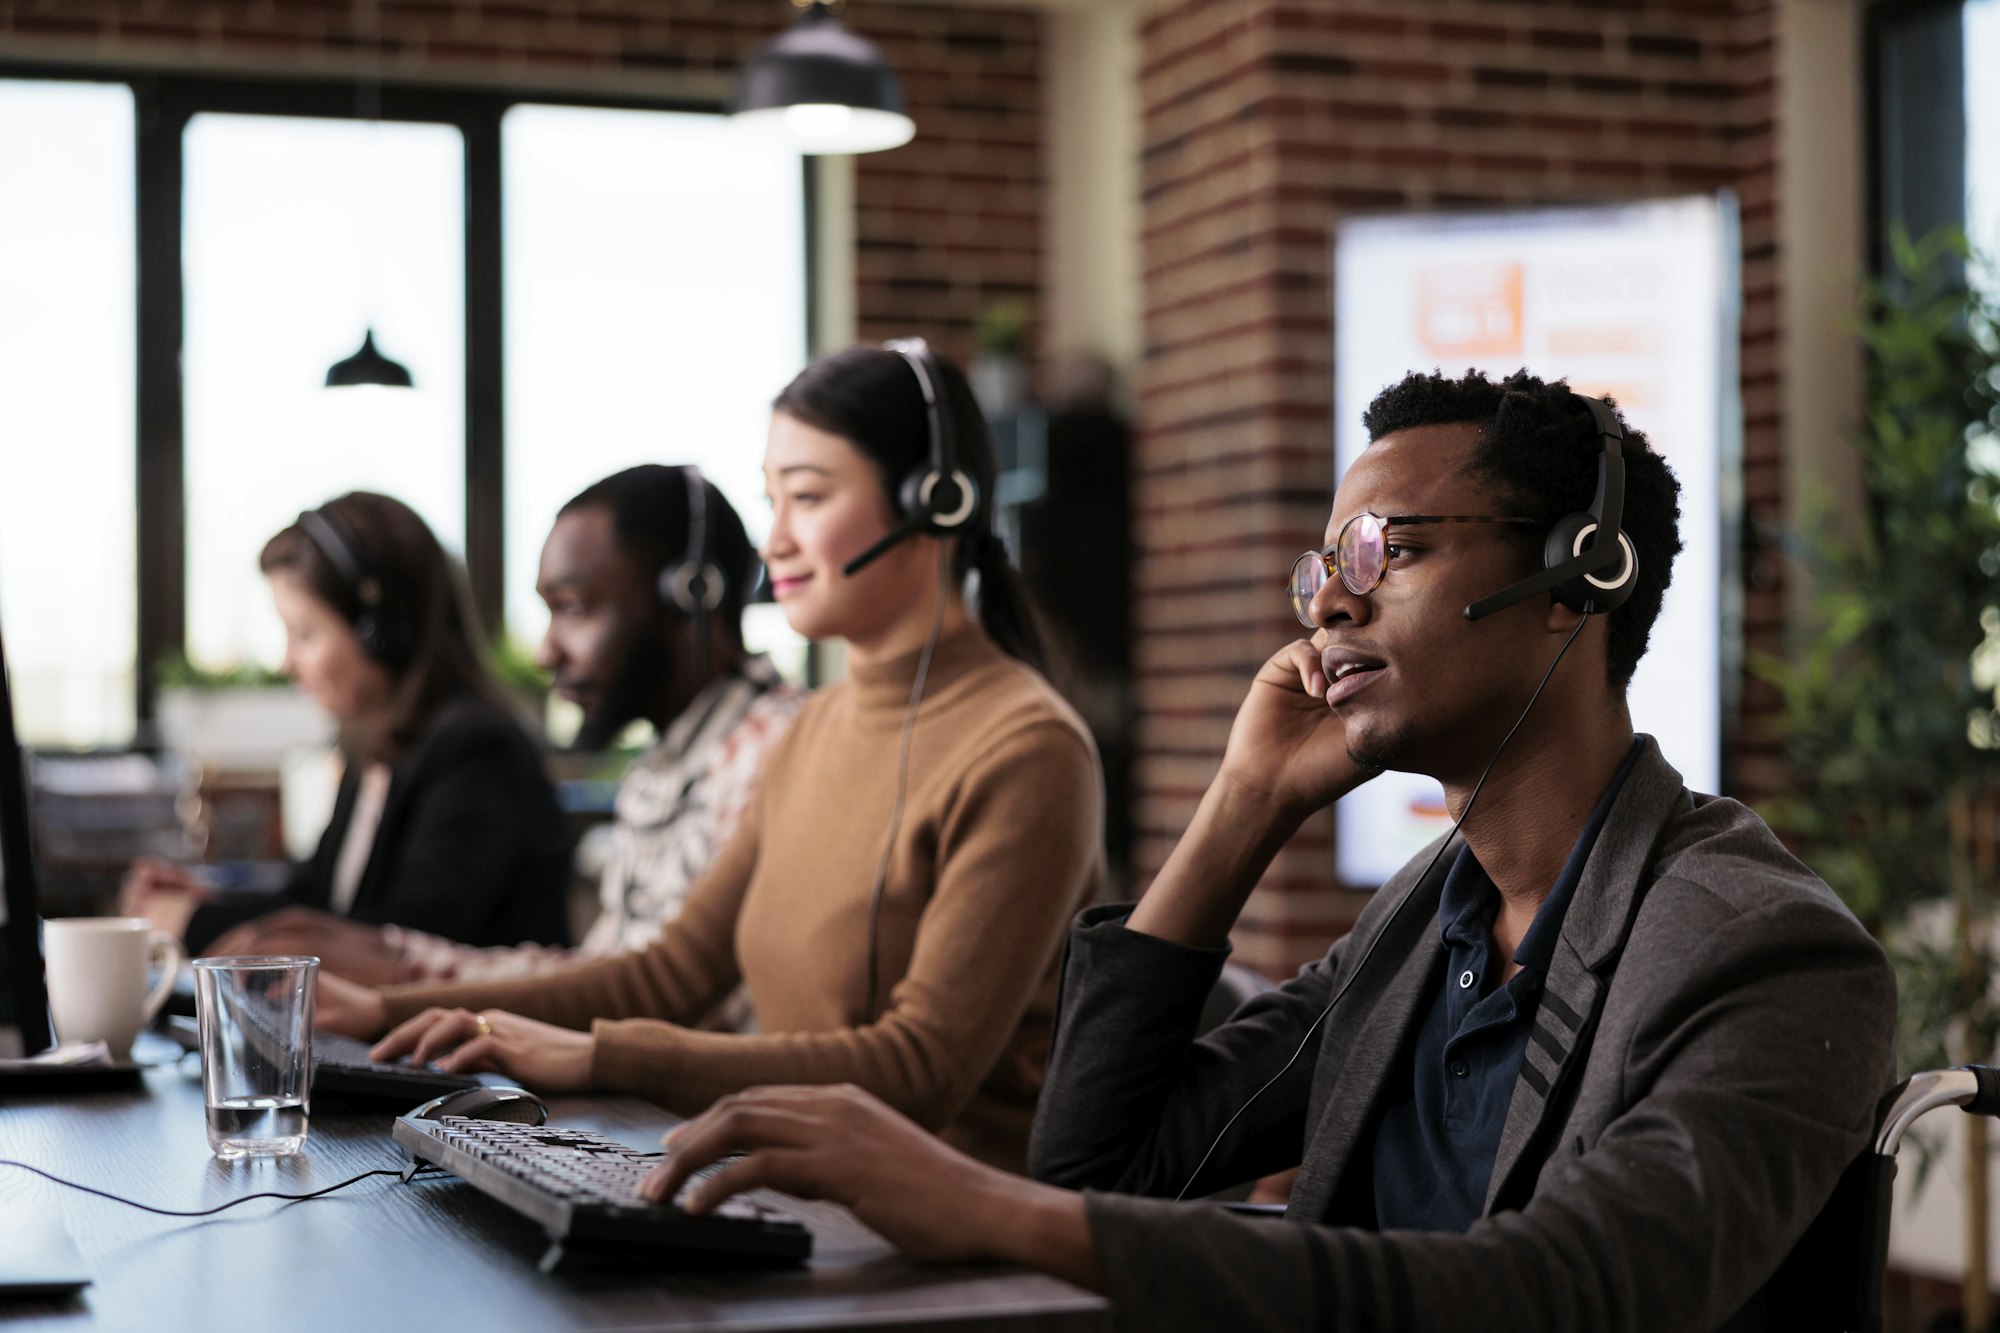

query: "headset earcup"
(1542, 513), (1638, 615)
(658, 563), (688, 614)
(1587, 532), (1638, 613)
(897, 466), (977, 536)
(898, 467), (934, 528)
(658, 561), (728, 615)
(1543, 513), (1594, 613)
(353, 611), (405, 665)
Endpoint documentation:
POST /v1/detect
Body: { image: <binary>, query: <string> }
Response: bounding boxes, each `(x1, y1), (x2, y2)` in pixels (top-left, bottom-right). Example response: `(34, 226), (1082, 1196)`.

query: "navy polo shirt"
(1368, 741), (1641, 1233)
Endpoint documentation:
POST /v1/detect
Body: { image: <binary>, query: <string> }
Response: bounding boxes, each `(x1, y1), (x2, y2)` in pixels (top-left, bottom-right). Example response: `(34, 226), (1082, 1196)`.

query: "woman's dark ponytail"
(962, 529), (1049, 675)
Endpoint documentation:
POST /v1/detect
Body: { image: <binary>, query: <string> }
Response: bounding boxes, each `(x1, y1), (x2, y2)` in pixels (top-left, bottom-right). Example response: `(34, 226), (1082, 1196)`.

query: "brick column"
(1132, 0), (1781, 978)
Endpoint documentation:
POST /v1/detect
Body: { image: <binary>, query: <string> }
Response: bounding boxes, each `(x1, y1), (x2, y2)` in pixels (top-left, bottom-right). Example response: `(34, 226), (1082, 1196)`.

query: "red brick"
(11, 12), (103, 35)
(1431, 19), (1509, 44)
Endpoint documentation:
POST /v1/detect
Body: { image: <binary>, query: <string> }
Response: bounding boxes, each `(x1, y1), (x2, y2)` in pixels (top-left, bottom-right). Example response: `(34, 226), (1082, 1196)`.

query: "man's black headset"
(659, 465), (727, 616)
(840, 338), (982, 577)
(1463, 394), (1637, 621)
(1173, 391), (1640, 1202)
(650, 465), (734, 740)
(297, 505), (414, 666)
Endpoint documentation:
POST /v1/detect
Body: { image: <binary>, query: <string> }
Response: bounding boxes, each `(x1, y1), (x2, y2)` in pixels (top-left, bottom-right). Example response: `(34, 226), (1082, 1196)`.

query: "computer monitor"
(0, 611), (54, 1057)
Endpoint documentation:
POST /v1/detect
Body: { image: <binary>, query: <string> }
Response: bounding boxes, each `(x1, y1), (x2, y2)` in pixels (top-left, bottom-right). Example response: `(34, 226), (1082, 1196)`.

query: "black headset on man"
(1464, 392), (1638, 622)
(302, 464), (734, 676)
(1176, 388), (1641, 1200)
(657, 465), (733, 710)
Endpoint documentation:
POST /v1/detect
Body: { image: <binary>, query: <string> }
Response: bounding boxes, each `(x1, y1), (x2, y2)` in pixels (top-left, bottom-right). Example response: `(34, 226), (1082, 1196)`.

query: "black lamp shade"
(325, 329), (414, 389)
(731, 2), (915, 154)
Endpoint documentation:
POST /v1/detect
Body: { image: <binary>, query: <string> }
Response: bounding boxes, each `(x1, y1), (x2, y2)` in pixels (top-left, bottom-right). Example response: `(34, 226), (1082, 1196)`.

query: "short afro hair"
(1360, 368), (1683, 691)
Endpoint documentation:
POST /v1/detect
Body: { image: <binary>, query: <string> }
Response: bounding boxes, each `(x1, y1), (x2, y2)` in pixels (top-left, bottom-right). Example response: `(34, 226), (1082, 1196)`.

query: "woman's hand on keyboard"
(316, 972), (390, 1039)
(371, 1007), (595, 1093)
(209, 908), (413, 987)
(639, 1084), (1106, 1291)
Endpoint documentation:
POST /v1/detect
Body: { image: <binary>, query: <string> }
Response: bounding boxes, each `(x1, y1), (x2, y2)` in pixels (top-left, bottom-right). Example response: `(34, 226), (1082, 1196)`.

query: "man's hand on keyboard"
(371, 1006), (595, 1092)
(639, 1083), (1102, 1285)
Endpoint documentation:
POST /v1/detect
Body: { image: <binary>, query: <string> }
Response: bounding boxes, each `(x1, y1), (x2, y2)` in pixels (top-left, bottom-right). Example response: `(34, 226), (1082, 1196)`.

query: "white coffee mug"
(43, 917), (186, 1059)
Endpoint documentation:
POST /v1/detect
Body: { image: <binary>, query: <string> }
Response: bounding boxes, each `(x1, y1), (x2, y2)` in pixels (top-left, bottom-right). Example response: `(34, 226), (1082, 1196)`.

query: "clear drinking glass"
(192, 956), (318, 1158)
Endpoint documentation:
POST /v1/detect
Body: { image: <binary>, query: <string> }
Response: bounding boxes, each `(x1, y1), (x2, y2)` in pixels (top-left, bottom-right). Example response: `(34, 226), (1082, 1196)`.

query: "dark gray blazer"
(1029, 736), (1897, 1332)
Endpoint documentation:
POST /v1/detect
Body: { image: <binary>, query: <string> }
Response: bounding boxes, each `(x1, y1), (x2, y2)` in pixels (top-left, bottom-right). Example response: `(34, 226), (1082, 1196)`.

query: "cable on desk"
(0, 1158), (435, 1217)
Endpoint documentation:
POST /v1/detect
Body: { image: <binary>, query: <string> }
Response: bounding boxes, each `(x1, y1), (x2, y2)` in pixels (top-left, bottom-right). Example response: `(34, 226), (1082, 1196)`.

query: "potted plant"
(1761, 226), (2000, 1328)
(152, 653), (333, 775)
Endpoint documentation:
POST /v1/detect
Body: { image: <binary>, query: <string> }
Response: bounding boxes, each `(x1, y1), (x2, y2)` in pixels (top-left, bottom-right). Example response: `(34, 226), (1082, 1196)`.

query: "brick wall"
(0, 0), (1043, 366)
(1132, 0), (1782, 978)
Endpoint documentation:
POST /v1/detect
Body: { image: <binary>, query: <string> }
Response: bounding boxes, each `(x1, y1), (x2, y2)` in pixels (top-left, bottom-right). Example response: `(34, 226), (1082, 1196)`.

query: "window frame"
(1865, 0), (1973, 277)
(0, 62), (817, 731)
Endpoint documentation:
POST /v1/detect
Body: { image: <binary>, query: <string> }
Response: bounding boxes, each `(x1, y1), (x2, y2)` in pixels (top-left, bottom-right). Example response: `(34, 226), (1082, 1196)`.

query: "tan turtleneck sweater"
(380, 624), (1104, 1171)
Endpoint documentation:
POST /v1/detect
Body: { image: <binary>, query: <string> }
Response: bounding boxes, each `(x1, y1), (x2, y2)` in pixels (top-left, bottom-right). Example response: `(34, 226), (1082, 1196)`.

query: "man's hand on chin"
(1216, 637), (1379, 821)
(1129, 638), (1383, 948)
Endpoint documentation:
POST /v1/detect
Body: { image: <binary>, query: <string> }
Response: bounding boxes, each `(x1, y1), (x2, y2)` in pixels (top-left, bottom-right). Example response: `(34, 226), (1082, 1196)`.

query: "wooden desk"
(0, 1055), (1109, 1332)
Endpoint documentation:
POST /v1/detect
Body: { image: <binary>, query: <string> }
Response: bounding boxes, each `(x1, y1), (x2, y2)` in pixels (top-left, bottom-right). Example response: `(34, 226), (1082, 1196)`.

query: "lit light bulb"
(785, 103), (854, 140)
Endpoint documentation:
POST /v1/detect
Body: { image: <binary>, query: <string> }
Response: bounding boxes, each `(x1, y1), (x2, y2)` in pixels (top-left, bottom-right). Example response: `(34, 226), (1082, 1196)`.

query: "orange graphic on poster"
(1417, 263), (1524, 359)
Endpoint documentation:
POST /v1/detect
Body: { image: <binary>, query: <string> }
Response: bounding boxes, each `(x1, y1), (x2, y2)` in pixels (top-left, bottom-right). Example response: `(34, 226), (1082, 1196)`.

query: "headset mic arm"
(1466, 407), (1628, 622)
(842, 514), (927, 577)
(1462, 543), (1623, 621)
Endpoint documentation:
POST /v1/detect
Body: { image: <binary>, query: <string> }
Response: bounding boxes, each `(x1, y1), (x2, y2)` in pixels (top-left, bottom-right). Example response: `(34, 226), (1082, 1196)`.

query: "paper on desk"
(0, 1041), (116, 1069)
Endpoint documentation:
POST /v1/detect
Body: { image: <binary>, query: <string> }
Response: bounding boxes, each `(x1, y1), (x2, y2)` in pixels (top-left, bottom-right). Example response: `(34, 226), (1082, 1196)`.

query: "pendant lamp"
(325, 329), (414, 388)
(326, 0), (414, 389)
(731, 0), (915, 155)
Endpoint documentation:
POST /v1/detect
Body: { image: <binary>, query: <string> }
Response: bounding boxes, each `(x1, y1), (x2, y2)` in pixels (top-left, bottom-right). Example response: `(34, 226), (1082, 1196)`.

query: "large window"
(0, 80), (136, 747)
(1970, 2), (2000, 258)
(183, 113), (467, 670)
(1873, 0), (2000, 266)
(0, 71), (811, 744)
(502, 105), (808, 673)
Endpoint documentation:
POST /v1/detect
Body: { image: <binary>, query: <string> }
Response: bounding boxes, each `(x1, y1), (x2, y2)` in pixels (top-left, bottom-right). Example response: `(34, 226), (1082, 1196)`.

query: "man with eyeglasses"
(638, 368), (1895, 1332)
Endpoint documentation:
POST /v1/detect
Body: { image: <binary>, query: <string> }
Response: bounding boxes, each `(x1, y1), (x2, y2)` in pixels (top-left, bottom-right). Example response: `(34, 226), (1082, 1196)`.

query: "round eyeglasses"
(1287, 512), (1543, 628)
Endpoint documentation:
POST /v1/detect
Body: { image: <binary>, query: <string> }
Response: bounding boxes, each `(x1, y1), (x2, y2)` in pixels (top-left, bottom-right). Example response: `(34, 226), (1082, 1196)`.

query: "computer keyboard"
(392, 1115), (813, 1272)
(163, 1009), (481, 1103)
(310, 1031), (483, 1102)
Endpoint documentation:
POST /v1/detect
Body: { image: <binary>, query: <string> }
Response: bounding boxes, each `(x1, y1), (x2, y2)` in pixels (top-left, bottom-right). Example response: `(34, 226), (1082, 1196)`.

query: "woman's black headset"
(297, 505), (414, 666)
(840, 338), (982, 577)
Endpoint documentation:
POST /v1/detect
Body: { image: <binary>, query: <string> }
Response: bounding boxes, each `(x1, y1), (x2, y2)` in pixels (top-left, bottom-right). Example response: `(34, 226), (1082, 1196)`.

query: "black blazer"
(185, 695), (572, 954)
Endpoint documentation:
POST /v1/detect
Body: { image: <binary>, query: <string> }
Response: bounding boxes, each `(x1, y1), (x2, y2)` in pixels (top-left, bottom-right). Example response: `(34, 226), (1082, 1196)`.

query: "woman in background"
(319, 345), (1104, 1172)
(123, 491), (571, 956)
(198, 466), (807, 1019)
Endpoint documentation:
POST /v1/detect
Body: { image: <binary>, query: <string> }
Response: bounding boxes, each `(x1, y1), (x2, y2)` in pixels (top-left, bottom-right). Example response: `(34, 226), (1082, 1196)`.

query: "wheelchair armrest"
(1877, 1066), (2000, 1157)
(1967, 1064), (2000, 1116)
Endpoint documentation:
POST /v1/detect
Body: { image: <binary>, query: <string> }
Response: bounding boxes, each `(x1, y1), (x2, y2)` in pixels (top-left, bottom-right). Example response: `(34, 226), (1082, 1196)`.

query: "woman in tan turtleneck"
(318, 344), (1104, 1171)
